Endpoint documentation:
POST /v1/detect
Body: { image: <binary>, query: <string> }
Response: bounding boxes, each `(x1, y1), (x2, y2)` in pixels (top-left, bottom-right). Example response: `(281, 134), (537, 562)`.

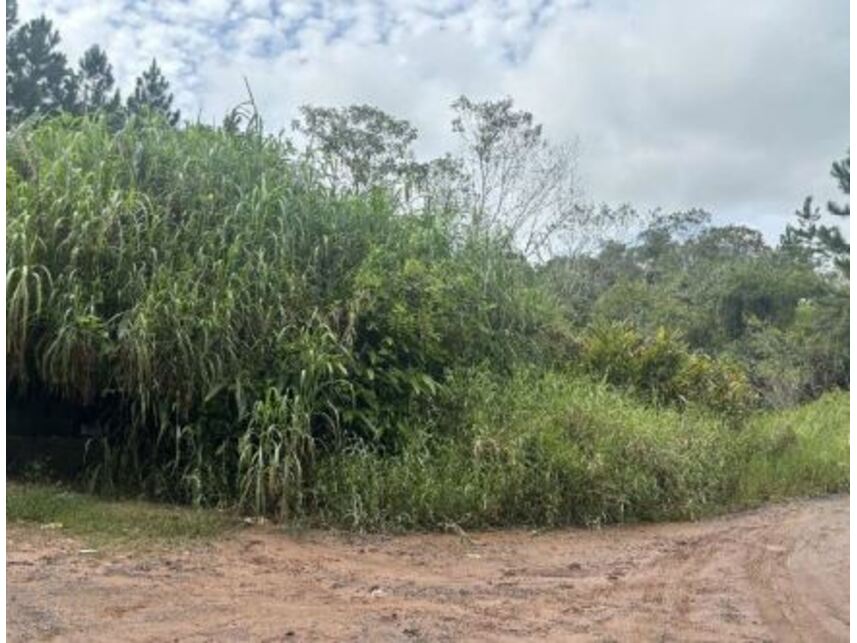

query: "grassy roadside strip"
(6, 390), (848, 539)
(735, 390), (850, 504)
(7, 482), (236, 547)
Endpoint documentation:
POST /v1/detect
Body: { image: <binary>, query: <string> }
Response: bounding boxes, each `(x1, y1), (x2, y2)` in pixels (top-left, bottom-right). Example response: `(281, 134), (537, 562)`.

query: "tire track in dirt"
(6, 495), (849, 642)
(744, 497), (849, 642)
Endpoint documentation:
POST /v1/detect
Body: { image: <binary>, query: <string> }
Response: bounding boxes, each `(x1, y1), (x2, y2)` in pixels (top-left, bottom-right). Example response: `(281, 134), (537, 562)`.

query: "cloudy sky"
(18, 0), (850, 239)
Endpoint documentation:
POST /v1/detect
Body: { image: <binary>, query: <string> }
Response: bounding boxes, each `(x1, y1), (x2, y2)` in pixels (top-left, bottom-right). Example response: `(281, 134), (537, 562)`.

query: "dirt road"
(6, 495), (849, 642)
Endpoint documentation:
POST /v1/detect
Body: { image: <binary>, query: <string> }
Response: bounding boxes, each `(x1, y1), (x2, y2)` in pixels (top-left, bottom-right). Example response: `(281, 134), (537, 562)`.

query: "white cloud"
(503, 0), (849, 232)
(15, 0), (849, 240)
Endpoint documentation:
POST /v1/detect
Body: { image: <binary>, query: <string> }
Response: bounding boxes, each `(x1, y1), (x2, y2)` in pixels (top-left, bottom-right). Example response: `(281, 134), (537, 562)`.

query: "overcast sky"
(18, 0), (850, 240)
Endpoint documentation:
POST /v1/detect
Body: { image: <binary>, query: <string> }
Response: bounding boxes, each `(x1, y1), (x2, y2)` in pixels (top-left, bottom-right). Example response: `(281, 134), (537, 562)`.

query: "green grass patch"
(7, 482), (234, 547)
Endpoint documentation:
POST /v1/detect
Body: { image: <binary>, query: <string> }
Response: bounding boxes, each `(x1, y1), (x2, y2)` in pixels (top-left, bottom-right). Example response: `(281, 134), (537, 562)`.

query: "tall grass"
(736, 391), (849, 502)
(6, 114), (848, 529)
(6, 114), (562, 512)
(314, 370), (740, 530)
(314, 374), (849, 531)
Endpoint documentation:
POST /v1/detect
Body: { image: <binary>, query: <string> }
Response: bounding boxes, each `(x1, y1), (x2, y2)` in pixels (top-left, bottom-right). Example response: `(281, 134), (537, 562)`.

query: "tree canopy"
(126, 58), (180, 126)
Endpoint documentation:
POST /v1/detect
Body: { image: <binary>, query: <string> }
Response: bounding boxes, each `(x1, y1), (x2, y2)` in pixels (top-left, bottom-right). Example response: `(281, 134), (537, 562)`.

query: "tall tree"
(449, 96), (588, 259)
(292, 104), (423, 203)
(781, 151), (850, 276)
(126, 58), (180, 126)
(77, 45), (121, 115)
(6, 15), (77, 126)
(7, 0), (18, 34)
(827, 150), (849, 216)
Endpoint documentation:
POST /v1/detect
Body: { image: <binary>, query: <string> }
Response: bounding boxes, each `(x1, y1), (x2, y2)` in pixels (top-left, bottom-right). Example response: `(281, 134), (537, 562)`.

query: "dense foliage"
(6, 114), (849, 527)
(544, 207), (849, 409)
(6, 115), (565, 509)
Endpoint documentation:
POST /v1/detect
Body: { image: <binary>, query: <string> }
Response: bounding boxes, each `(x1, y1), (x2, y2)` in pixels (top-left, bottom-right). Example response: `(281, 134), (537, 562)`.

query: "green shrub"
(580, 321), (753, 415)
(733, 296), (849, 408)
(314, 373), (848, 531)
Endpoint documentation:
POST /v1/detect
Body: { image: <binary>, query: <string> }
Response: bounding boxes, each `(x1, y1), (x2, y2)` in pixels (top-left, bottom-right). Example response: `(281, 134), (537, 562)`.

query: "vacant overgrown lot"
(6, 115), (849, 530)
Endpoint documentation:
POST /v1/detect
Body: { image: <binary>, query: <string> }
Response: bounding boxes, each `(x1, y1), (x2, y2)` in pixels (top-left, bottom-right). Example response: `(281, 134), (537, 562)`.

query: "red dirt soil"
(6, 494), (849, 642)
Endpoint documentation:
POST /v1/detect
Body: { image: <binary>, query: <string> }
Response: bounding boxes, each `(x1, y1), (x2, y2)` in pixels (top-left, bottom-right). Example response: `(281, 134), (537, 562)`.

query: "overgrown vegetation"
(736, 391), (850, 503)
(6, 112), (848, 530)
(5, 5), (849, 528)
(545, 207), (849, 409)
(316, 377), (849, 530)
(6, 114), (574, 517)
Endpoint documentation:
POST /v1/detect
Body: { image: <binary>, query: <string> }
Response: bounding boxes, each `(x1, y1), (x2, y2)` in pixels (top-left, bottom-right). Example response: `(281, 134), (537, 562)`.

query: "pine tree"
(6, 15), (78, 126)
(126, 58), (180, 126)
(7, 0), (18, 34)
(7, 0), (18, 125)
(781, 152), (850, 276)
(827, 151), (849, 217)
(77, 45), (121, 115)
